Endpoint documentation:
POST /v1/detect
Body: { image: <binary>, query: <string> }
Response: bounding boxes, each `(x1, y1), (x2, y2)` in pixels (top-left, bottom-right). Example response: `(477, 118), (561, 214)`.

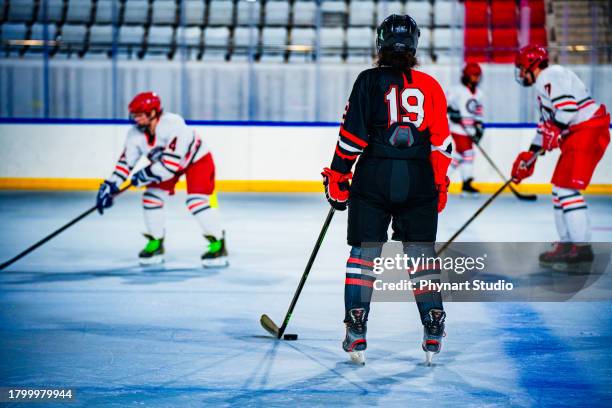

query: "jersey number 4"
(385, 86), (425, 128)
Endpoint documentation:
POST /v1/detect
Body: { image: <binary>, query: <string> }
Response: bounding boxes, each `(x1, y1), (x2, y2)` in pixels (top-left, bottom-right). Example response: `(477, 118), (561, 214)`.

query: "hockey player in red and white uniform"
(447, 62), (484, 196)
(96, 92), (229, 267)
(512, 45), (610, 268)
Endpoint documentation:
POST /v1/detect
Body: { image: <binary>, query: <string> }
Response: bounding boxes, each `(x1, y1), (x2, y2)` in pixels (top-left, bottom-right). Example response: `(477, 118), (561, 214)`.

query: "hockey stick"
(458, 122), (537, 201)
(260, 207), (335, 340)
(472, 142), (537, 201)
(0, 184), (132, 271)
(437, 149), (543, 256)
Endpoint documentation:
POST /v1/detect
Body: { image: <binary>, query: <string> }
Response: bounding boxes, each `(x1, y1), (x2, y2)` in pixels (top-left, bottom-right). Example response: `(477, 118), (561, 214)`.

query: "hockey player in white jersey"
(96, 92), (229, 267)
(512, 45), (610, 268)
(447, 62), (484, 196)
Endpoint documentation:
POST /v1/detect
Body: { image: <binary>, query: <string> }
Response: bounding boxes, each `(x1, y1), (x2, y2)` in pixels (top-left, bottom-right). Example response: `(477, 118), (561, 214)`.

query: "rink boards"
(0, 121), (611, 194)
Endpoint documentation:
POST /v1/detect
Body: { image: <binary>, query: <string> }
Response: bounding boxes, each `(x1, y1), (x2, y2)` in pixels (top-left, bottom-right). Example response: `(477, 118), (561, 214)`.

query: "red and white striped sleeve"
(107, 130), (142, 186)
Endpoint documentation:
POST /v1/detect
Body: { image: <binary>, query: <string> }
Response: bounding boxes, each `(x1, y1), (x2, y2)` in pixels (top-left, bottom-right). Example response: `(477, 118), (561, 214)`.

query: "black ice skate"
(461, 178), (480, 197)
(539, 242), (572, 267)
(201, 232), (229, 268)
(551, 244), (594, 273)
(422, 309), (446, 366)
(139, 234), (165, 265)
(343, 308), (367, 365)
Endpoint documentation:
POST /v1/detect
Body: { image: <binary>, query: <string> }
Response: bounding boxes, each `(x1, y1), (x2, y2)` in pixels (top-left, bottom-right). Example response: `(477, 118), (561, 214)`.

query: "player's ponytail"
(375, 49), (419, 71)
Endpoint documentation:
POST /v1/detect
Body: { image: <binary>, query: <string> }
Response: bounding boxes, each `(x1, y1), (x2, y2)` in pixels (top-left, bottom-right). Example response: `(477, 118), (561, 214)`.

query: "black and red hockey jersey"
(331, 67), (452, 175)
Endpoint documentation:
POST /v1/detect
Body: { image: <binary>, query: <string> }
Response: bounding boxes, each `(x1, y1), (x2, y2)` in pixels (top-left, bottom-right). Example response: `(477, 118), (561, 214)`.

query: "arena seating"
(0, 0), (544, 62)
(464, 0), (546, 63)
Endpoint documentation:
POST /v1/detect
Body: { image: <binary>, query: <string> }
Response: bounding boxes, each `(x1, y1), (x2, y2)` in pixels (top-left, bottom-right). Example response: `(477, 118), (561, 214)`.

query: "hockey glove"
(131, 166), (162, 187)
(472, 121), (484, 144)
(96, 180), (119, 215)
(447, 107), (462, 124)
(436, 176), (450, 213)
(322, 167), (352, 211)
(147, 146), (164, 162)
(511, 151), (537, 183)
(539, 121), (563, 151)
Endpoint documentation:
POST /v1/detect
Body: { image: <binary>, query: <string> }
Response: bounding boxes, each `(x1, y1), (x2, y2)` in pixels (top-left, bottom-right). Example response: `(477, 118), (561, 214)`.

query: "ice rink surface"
(1, 191), (611, 407)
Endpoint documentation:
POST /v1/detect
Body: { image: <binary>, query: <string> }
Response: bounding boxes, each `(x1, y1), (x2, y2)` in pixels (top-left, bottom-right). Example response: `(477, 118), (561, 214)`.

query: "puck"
(283, 334), (298, 341)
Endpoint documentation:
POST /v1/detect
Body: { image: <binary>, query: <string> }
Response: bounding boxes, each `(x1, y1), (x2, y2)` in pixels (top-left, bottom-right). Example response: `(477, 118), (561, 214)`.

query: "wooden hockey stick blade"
(260, 314), (280, 337)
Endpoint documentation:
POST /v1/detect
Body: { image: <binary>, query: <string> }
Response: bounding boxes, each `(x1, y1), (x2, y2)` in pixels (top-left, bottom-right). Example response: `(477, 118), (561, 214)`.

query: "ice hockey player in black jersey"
(321, 15), (452, 365)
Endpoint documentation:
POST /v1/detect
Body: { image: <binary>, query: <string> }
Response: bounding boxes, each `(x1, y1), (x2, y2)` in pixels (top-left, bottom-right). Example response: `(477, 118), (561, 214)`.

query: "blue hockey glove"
(96, 180), (119, 214)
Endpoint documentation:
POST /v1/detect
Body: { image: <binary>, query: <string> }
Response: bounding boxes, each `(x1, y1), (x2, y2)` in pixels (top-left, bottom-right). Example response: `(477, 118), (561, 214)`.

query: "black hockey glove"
(447, 107), (462, 124)
(472, 121), (484, 144)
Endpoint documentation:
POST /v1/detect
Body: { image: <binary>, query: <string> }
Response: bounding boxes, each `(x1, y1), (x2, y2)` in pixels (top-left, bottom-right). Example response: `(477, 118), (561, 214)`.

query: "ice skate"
(201, 233), (229, 268)
(343, 308), (367, 365)
(551, 244), (594, 273)
(139, 234), (165, 265)
(539, 242), (572, 267)
(422, 309), (446, 366)
(461, 178), (480, 197)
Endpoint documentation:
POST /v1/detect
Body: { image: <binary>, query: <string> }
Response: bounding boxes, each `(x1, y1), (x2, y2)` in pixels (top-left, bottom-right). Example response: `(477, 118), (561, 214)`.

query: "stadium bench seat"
(376, 1), (403, 24)
(465, 0), (488, 27)
(60, 24), (87, 45)
(491, 0), (517, 28)
(89, 24), (113, 45)
(181, 0), (206, 26)
(404, 0), (430, 27)
(66, 0), (93, 24)
(1, 23), (28, 41)
(264, 0), (290, 26)
(36, 0), (65, 24)
(346, 27), (373, 51)
(148, 26), (174, 46)
(208, 1), (234, 26)
(236, 0), (261, 26)
(491, 27), (517, 62)
(7, 0), (36, 23)
(94, 0), (115, 24)
(434, 0), (456, 27)
(118, 25), (145, 46)
(123, 0), (149, 25)
(151, 0), (177, 25)
(176, 26), (202, 47)
(349, 0), (374, 27)
(293, 0), (317, 27)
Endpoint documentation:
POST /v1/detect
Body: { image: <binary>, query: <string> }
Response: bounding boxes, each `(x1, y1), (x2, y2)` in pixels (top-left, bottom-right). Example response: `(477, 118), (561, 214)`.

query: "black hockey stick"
(458, 122), (536, 201)
(472, 142), (537, 201)
(0, 184), (132, 271)
(260, 207), (335, 340)
(437, 149), (543, 255)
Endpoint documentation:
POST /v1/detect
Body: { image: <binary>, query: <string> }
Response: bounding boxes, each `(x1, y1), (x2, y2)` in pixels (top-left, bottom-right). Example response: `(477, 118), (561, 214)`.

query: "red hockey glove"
(429, 149), (452, 213)
(436, 176), (450, 213)
(322, 167), (352, 211)
(539, 121), (562, 151)
(511, 151), (537, 183)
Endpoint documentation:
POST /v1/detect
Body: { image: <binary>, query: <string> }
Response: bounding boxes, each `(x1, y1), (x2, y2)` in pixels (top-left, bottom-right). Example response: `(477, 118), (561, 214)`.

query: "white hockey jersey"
(532, 64), (600, 146)
(108, 112), (209, 186)
(446, 84), (484, 137)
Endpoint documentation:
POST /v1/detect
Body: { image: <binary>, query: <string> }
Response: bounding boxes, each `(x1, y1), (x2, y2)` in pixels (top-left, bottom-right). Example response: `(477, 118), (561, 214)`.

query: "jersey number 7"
(385, 86), (425, 128)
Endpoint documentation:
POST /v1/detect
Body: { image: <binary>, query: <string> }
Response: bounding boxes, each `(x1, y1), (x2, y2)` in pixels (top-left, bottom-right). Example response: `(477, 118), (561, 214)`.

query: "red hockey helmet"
(128, 92), (162, 115)
(515, 44), (549, 70)
(515, 45), (549, 86)
(463, 62), (482, 78)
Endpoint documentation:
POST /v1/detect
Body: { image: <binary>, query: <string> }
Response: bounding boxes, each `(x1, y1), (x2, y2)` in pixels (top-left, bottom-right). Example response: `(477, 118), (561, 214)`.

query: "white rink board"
(0, 124), (611, 185)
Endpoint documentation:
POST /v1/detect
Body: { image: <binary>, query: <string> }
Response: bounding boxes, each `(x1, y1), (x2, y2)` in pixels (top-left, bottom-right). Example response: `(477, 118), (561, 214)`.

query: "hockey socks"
(404, 243), (444, 324)
(142, 188), (166, 239)
(552, 186), (591, 243)
(344, 246), (378, 321)
(186, 194), (223, 238)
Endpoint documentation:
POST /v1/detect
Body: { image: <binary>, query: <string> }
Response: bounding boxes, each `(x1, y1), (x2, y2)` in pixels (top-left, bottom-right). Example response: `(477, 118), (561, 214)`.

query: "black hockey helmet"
(376, 14), (420, 55)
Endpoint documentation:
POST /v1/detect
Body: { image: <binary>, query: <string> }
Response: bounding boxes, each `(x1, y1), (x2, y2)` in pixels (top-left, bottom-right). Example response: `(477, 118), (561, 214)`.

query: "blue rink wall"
(1, 120), (611, 194)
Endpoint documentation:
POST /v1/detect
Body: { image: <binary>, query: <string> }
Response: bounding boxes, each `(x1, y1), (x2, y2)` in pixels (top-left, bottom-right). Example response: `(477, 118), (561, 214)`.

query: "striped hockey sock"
(186, 194), (222, 237)
(344, 246), (379, 319)
(553, 186), (591, 242)
(142, 188), (166, 239)
(404, 243), (443, 323)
